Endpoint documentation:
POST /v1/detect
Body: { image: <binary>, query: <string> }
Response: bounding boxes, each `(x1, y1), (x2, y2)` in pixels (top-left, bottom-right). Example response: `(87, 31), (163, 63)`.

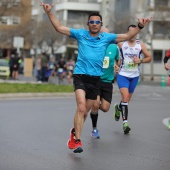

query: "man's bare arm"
(140, 43), (152, 63)
(40, 2), (70, 36)
(116, 17), (152, 43)
(133, 42), (152, 64)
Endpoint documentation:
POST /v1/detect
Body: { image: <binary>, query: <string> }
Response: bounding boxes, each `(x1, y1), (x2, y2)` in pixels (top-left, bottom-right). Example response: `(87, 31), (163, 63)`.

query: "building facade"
(105, 0), (170, 79)
(53, 0), (100, 58)
(0, 0), (32, 57)
(135, 0), (170, 79)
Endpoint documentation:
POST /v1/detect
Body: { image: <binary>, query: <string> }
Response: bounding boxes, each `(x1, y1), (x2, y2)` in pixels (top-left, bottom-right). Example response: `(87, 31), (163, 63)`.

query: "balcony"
(56, 0), (98, 3)
(55, 0), (100, 12)
(153, 33), (170, 40)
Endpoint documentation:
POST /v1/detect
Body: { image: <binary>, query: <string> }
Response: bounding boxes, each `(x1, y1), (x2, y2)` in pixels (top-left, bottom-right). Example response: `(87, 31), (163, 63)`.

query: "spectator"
(35, 56), (42, 82)
(12, 54), (20, 80)
(41, 54), (48, 82)
(163, 49), (170, 70)
(66, 58), (75, 84)
(9, 54), (14, 79)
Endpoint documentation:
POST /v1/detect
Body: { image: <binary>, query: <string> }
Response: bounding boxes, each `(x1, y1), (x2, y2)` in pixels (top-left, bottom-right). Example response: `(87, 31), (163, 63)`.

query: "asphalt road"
(0, 84), (170, 170)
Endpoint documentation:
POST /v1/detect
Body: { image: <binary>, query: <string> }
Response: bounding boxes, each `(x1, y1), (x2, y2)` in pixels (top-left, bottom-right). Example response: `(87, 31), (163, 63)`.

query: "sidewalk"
(0, 74), (166, 85)
(0, 92), (75, 100)
(0, 74), (69, 84)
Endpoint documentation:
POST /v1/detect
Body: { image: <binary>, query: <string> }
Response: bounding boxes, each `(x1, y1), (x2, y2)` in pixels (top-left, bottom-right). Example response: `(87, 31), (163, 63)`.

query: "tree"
(28, 19), (64, 58)
(0, 0), (30, 56)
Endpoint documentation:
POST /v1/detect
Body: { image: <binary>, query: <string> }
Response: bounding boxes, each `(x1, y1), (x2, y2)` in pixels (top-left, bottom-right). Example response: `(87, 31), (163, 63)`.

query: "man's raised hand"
(40, 2), (54, 14)
(137, 17), (152, 27)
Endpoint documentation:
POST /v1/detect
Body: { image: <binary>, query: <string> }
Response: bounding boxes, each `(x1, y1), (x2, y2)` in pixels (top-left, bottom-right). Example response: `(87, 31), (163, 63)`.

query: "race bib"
(49, 64), (53, 69)
(125, 61), (137, 71)
(103, 56), (109, 68)
(58, 68), (63, 73)
(68, 66), (73, 70)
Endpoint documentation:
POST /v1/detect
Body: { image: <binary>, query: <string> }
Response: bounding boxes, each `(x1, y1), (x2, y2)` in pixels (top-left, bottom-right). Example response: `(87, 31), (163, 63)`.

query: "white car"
(0, 59), (10, 79)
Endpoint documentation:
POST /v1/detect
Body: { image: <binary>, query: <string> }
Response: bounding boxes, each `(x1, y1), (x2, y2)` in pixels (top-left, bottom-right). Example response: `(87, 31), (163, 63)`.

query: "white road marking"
(162, 117), (170, 127)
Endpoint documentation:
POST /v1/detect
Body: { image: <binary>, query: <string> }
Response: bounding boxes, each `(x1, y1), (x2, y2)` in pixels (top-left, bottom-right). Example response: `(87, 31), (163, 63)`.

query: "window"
(155, 0), (168, 6)
(68, 0), (78, 2)
(7, 3), (12, 8)
(12, 17), (20, 25)
(13, 0), (20, 6)
(31, 0), (34, 6)
(1, 0), (7, 7)
(153, 21), (170, 39)
(68, 11), (89, 21)
(0, 0), (20, 7)
(153, 50), (162, 63)
(115, 0), (130, 20)
(148, 0), (154, 8)
(88, 0), (98, 3)
(1, 17), (7, 25)
(0, 16), (20, 25)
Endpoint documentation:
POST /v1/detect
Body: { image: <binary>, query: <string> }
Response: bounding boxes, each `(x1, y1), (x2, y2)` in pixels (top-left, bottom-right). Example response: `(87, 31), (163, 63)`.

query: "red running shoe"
(67, 128), (83, 153)
(67, 128), (76, 149)
(73, 139), (83, 153)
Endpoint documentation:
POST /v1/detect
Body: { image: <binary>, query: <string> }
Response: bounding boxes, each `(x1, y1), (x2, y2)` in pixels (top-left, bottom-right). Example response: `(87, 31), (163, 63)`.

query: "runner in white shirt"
(114, 24), (152, 134)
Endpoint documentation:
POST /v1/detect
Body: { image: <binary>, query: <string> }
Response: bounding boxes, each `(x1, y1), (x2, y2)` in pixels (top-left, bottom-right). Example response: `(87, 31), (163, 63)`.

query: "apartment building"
(146, 0), (170, 78)
(132, 0), (170, 79)
(31, 0), (53, 22)
(0, 0), (32, 57)
(105, 0), (170, 79)
(52, 0), (100, 57)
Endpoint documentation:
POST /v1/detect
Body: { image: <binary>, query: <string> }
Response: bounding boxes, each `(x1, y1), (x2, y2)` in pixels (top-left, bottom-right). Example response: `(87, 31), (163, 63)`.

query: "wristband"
(164, 56), (169, 64)
(138, 23), (144, 29)
(140, 59), (143, 63)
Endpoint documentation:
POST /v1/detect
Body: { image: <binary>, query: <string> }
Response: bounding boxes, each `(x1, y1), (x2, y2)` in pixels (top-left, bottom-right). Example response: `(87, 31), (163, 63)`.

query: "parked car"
(0, 59), (10, 79)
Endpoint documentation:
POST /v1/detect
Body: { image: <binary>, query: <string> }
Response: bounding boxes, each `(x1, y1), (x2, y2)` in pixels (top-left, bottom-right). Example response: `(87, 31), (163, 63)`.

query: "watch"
(140, 59), (143, 63)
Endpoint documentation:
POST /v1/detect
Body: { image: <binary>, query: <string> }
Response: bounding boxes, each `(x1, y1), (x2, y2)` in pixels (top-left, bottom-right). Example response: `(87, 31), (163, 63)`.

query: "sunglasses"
(88, 20), (102, 25)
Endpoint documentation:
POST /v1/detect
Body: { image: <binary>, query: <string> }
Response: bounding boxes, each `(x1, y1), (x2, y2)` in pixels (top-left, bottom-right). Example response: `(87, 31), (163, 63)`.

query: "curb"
(0, 83), (169, 99)
(0, 90), (120, 99)
(0, 92), (75, 99)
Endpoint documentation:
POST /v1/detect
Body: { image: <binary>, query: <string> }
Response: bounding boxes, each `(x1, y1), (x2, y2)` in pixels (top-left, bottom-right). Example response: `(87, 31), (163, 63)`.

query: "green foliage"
(0, 83), (74, 93)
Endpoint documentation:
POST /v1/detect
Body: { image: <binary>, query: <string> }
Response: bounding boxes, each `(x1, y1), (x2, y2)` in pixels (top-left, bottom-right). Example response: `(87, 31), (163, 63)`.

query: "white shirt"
(119, 40), (142, 78)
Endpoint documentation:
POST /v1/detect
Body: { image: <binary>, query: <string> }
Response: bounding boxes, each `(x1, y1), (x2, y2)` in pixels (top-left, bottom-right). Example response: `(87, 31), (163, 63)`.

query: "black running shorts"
(73, 74), (100, 100)
(98, 80), (113, 103)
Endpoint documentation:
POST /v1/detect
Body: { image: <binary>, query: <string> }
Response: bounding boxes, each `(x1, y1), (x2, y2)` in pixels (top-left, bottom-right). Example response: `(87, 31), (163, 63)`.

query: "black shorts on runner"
(98, 80), (113, 103)
(73, 74), (100, 100)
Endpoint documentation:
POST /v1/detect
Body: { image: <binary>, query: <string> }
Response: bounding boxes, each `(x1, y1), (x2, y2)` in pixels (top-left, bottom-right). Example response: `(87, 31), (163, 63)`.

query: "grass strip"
(0, 83), (74, 93)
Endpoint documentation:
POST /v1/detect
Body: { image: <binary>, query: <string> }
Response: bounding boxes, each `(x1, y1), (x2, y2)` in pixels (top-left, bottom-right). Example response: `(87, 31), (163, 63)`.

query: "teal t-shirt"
(100, 44), (120, 83)
(70, 28), (118, 76)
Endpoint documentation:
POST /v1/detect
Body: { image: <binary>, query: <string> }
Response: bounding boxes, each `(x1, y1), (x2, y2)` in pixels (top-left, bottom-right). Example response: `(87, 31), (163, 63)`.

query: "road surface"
(0, 84), (170, 170)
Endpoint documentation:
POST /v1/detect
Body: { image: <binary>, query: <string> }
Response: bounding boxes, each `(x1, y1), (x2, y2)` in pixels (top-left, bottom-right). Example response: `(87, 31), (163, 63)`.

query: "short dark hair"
(88, 12), (102, 21)
(127, 24), (137, 31)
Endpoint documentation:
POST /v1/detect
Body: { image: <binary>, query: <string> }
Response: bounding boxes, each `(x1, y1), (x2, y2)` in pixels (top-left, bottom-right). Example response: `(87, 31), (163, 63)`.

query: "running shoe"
(91, 129), (100, 139)
(67, 128), (83, 153)
(123, 122), (131, 134)
(73, 139), (83, 153)
(114, 103), (121, 121)
(67, 128), (76, 149)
